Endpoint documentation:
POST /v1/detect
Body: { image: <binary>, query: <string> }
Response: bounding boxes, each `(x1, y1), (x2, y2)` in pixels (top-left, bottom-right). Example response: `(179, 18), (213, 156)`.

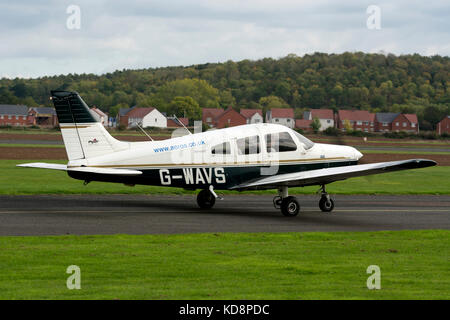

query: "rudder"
(51, 90), (128, 160)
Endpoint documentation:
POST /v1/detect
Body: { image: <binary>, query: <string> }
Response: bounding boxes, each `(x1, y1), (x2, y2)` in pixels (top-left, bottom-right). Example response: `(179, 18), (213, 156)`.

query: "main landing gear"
(197, 186), (221, 209)
(273, 185), (335, 217)
(273, 186), (300, 217)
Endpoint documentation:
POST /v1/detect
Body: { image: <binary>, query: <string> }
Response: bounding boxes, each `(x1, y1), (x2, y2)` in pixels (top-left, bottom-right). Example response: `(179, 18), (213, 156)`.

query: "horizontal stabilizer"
(17, 162), (67, 170)
(17, 163), (142, 176)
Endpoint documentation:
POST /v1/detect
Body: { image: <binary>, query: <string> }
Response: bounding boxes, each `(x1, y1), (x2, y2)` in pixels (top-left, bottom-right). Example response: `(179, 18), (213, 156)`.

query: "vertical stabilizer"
(51, 90), (129, 160)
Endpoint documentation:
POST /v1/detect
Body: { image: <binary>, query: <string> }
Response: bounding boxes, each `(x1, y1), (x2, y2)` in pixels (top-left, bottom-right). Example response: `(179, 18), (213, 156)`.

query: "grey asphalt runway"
(0, 195), (449, 236)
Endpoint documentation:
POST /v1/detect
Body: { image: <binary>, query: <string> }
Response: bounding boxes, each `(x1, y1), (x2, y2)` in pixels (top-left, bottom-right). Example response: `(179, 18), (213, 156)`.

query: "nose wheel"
(318, 185), (334, 213)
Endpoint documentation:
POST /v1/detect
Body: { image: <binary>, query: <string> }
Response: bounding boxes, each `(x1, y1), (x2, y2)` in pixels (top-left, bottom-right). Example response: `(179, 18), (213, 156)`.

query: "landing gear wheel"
(319, 196), (334, 212)
(281, 196), (300, 217)
(197, 189), (216, 209)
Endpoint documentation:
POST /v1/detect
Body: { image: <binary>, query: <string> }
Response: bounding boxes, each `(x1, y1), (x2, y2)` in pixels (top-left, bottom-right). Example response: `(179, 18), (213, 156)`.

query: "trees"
(153, 78), (220, 110)
(310, 117), (321, 133)
(259, 96), (289, 113)
(0, 52), (448, 130)
(168, 96), (201, 121)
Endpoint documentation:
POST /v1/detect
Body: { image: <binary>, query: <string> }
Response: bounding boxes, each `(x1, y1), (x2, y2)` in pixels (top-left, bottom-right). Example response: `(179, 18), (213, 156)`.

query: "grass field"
(1, 160), (449, 195)
(0, 230), (448, 299)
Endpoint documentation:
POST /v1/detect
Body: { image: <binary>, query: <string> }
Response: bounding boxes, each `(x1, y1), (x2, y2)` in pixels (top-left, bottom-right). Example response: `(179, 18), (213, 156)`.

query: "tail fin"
(51, 90), (128, 160)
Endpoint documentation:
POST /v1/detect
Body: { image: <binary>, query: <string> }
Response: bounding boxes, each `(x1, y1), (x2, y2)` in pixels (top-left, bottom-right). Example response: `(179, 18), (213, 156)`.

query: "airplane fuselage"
(67, 123), (362, 190)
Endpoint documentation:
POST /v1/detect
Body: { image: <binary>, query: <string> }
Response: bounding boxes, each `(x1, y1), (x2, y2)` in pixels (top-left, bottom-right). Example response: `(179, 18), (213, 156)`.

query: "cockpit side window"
(292, 130), (315, 150)
(211, 142), (231, 155)
(236, 135), (260, 155)
(265, 132), (297, 153)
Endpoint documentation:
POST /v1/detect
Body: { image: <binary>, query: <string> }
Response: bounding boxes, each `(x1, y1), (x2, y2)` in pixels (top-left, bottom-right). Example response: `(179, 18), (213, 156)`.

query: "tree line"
(0, 52), (449, 130)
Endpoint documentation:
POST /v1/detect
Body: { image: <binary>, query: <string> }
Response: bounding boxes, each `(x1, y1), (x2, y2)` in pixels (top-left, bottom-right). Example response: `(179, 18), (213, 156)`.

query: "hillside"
(0, 52), (449, 129)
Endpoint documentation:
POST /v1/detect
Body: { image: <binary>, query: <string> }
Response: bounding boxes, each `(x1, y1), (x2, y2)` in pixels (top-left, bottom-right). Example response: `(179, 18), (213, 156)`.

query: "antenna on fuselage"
(136, 122), (154, 141)
(173, 115), (192, 135)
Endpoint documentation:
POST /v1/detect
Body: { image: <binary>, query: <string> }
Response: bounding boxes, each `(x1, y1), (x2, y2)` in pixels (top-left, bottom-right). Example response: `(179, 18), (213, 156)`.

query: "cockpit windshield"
(292, 130), (315, 150)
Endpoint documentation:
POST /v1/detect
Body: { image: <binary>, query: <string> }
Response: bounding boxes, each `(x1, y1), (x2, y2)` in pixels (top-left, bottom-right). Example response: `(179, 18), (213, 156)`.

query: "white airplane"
(18, 91), (436, 217)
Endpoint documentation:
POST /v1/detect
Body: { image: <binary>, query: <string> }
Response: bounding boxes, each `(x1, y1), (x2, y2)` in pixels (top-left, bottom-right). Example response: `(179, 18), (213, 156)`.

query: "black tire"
(281, 196), (300, 217)
(197, 189), (216, 209)
(319, 196), (334, 212)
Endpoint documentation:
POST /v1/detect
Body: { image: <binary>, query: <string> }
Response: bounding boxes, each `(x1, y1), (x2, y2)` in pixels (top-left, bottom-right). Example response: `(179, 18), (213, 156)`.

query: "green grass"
(0, 230), (448, 299)
(1, 159), (449, 195)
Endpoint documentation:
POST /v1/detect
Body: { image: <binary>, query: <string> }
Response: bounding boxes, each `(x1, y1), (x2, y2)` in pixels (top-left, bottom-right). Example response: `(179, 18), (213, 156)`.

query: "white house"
(265, 108), (295, 129)
(127, 107), (167, 128)
(303, 109), (335, 131)
(240, 109), (264, 124)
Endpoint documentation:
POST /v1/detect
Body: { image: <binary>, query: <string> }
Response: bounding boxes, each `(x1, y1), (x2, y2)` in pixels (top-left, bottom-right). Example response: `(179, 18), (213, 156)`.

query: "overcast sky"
(1, 0), (449, 79)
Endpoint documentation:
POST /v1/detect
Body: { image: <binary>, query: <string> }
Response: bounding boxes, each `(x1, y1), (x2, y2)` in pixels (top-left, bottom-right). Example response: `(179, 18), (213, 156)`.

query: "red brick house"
(375, 112), (419, 133)
(337, 110), (375, 132)
(436, 116), (450, 135)
(202, 108), (224, 127)
(391, 113), (419, 133)
(240, 109), (263, 124)
(295, 119), (313, 132)
(202, 107), (247, 128)
(118, 107), (132, 127)
(0, 105), (30, 126)
(215, 107), (247, 128)
(28, 107), (58, 127)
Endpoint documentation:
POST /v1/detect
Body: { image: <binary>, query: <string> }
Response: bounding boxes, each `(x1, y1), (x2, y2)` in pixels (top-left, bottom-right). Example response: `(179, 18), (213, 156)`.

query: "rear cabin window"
(236, 135), (260, 155)
(266, 132), (297, 153)
(211, 142), (231, 155)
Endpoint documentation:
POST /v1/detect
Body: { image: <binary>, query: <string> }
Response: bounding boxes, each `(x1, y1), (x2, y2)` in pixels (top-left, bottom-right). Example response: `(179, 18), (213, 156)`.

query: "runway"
(0, 194), (449, 236)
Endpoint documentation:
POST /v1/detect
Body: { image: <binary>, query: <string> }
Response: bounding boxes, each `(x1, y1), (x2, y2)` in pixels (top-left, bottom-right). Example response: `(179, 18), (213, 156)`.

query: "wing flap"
(17, 163), (142, 176)
(231, 159), (436, 190)
(68, 166), (142, 176)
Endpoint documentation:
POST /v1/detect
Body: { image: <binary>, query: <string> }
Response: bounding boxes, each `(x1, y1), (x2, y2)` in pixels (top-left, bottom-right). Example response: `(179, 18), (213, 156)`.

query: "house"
(28, 107), (58, 127)
(295, 119), (313, 132)
(215, 107), (247, 129)
(117, 107), (132, 127)
(303, 109), (334, 131)
(90, 107), (108, 126)
(265, 108), (295, 128)
(0, 105), (29, 126)
(375, 113), (418, 133)
(125, 107), (167, 128)
(337, 110), (375, 132)
(202, 108), (225, 127)
(436, 116), (450, 135)
(240, 109), (263, 124)
(375, 113), (399, 132)
(397, 114), (419, 133)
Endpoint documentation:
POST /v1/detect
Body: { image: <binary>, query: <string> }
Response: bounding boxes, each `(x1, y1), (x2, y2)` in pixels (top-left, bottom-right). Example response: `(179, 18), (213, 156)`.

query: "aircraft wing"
(17, 163), (142, 176)
(230, 159), (436, 190)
